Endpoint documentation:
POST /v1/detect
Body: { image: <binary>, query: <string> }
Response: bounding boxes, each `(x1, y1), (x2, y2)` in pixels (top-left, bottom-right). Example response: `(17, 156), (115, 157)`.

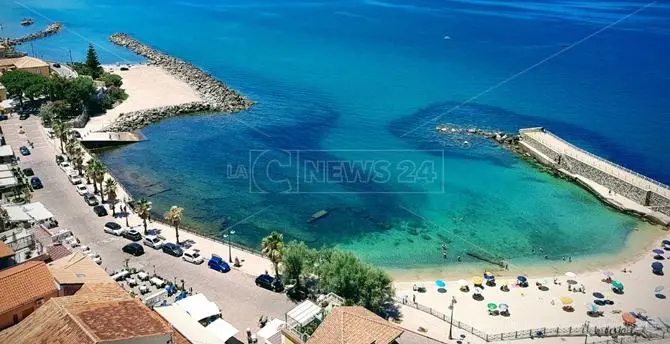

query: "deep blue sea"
(2, 0), (669, 269)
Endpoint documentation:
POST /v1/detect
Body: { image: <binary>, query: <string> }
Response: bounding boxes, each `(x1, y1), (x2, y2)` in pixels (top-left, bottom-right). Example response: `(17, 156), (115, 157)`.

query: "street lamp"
(223, 229), (236, 263)
(448, 296), (457, 340)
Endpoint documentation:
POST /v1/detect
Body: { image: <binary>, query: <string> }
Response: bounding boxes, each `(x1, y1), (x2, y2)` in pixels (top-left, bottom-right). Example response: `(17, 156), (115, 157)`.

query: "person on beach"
(413, 294), (416, 303)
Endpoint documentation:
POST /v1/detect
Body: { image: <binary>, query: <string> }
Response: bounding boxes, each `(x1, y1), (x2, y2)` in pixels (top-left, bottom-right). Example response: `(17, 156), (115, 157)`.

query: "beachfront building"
(47, 252), (113, 296)
(0, 261), (58, 330)
(0, 56), (50, 77)
(0, 227), (43, 264)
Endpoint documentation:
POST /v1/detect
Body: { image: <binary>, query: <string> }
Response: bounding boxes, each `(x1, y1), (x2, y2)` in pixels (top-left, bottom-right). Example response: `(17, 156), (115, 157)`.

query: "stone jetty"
(2, 22), (63, 45)
(105, 33), (253, 131)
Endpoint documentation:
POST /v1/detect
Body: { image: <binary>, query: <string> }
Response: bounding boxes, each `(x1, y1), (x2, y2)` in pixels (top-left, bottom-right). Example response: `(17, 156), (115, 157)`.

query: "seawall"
(2, 23), (63, 45)
(106, 33), (254, 132)
(519, 127), (670, 225)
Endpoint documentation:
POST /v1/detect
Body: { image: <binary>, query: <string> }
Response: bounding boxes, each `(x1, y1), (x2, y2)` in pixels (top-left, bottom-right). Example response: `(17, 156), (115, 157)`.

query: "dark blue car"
(207, 254), (230, 273)
(255, 274), (284, 292)
(162, 242), (183, 257)
(19, 146), (30, 156)
(30, 176), (43, 189)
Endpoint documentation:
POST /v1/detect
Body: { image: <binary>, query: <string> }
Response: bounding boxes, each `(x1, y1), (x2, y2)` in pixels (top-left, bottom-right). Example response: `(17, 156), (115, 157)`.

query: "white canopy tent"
(286, 300), (322, 326)
(257, 318), (285, 341)
(4, 205), (31, 222)
(206, 318), (239, 343)
(4, 202), (54, 222)
(0, 145), (14, 158)
(155, 305), (226, 344)
(175, 293), (220, 322)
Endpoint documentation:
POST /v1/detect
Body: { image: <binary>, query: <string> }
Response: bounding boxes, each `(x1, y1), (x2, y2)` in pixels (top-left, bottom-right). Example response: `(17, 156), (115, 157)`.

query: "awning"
(4, 205), (31, 222)
(24, 202), (54, 221)
(0, 164), (12, 171)
(155, 305), (226, 344)
(0, 177), (18, 188)
(0, 171), (13, 179)
(206, 318), (239, 342)
(257, 318), (285, 339)
(175, 293), (220, 321)
(0, 145), (13, 157)
(287, 300), (321, 326)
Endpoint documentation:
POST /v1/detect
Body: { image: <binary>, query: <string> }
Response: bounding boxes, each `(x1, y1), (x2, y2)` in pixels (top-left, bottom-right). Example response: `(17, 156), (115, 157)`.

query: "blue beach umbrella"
(655, 285), (665, 293)
(593, 292), (604, 299)
(435, 280), (446, 288)
(662, 240), (670, 246)
(499, 303), (509, 312)
(517, 276), (527, 283)
(652, 262), (663, 270)
(611, 280), (624, 290)
(586, 303), (599, 312)
(653, 249), (665, 255)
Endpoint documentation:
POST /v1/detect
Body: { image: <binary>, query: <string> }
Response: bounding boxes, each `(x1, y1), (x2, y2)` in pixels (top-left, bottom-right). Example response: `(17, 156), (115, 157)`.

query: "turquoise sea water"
(2, 0), (668, 269)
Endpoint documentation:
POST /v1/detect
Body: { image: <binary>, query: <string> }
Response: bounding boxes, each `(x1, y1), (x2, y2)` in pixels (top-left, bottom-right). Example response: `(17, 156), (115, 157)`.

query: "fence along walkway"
(397, 298), (669, 343)
(520, 128), (670, 199)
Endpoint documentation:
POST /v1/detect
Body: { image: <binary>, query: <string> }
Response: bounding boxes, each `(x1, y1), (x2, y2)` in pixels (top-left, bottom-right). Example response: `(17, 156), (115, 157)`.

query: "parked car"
(19, 113), (29, 120)
(68, 174), (83, 185)
(55, 155), (66, 164)
(84, 193), (98, 206)
(143, 235), (163, 249)
(122, 243), (144, 256)
(19, 146), (30, 156)
(76, 184), (88, 195)
(93, 205), (108, 217)
(123, 229), (142, 241)
(30, 177), (43, 189)
(22, 168), (34, 176)
(52, 62), (61, 68)
(207, 254), (230, 273)
(182, 249), (204, 265)
(255, 274), (284, 292)
(162, 243), (183, 257)
(0, 114), (7, 121)
(87, 252), (102, 265)
(103, 222), (125, 236)
(59, 161), (72, 172)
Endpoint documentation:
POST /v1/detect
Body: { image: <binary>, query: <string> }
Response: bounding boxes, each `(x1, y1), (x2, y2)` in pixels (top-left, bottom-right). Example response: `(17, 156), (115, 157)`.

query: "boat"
(307, 210), (328, 223)
(20, 18), (34, 26)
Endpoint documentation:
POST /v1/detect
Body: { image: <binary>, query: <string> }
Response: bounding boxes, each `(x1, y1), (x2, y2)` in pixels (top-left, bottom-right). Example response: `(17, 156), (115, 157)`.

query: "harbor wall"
(519, 128), (670, 218)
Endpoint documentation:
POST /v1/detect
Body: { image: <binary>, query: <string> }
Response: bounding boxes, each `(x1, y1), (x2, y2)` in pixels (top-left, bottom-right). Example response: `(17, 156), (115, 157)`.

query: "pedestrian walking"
(412, 294), (416, 303)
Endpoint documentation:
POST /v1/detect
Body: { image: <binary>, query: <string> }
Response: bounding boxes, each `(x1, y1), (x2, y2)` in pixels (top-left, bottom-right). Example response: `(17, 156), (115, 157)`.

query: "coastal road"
(3, 115), (442, 344)
(3, 115), (296, 341)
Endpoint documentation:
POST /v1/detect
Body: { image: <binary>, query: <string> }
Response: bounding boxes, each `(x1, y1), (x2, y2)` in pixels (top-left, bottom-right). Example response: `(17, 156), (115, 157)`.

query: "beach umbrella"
(499, 304), (509, 312)
(435, 280), (446, 288)
(485, 274), (495, 281)
(538, 279), (548, 286)
(655, 285), (665, 293)
(603, 271), (614, 277)
(585, 303), (599, 312)
(472, 276), (483, 285)
(487, 303), (497, 311)
(653, 249), (665, 255)
(457, 279), (468, 286)
(474, 287), (483, 294)
(622, 312), (636, 325)
(652, 262), (664, 270)
(593, 292), (604, 299)
(517, 276), (527, 283)
(662, 240), (670, 246)
(560, 296), (573, 305)
(565, 272), (577, 278)
(611, 280), (624, 290)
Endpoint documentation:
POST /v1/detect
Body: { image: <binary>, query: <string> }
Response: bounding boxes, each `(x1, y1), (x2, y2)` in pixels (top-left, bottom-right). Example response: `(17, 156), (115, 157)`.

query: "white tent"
(4, 205), (31, 222)
(0, 145), (14, 158)
(24, 202), (54, 221)
(257, 318), (285, 340)
(0, 164), (12, 172)
(286, 300), (322, 326)
(175, 293), (220, 321)
(206, 318), (239, 343)
(155, 305), (226, 344)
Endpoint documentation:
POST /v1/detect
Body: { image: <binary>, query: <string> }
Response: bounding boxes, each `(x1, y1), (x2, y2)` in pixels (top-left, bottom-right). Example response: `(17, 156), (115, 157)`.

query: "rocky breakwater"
(4, 23), (63, 45)
(435, 124), (520, 147)
(104, 102), (212, 132)
(107, 33), (253, 131)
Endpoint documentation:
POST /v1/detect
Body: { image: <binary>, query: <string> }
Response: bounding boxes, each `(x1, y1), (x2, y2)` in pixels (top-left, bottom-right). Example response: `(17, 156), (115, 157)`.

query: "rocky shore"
(3, 23), (63, 46)
(107, 33), (253, 131)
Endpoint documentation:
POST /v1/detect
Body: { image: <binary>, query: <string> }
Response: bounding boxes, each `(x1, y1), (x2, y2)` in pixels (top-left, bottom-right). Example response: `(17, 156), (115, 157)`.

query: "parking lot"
(1, 115), (296, 341)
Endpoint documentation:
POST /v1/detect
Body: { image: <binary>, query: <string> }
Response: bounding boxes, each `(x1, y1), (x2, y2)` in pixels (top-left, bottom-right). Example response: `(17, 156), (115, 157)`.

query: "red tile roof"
(308, 306), (403, 344)
(46, 244), (71, 262)
(0, 261), (56, 314)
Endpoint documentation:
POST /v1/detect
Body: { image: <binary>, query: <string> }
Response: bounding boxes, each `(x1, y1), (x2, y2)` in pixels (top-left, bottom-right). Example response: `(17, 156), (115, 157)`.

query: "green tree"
(85, 158), (105, 199)
(52, 119), (71, 153)
(64, 76), (96, 117)
(136, 199), (152, 235)
(104, 179), (117, 204)
(99, 72), (122, 87)
(261, 232), (285, 278)
(85, 43), (102, 78)
(0, 70), (47, 109)
(164, 206), (184, 244)
(282, 241), (314, 288)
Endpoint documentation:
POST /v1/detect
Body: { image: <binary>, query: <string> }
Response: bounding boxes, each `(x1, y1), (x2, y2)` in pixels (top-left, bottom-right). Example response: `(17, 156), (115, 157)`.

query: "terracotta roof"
(46, 244), (71, 261)
(74, 282), (129, 299)
(47, 253), (111, 284)
(0, 241), (14, 258)
(0, 261), (57, 314)
(0, 56), (48, 69)
(0, 288), (179, 343)
(308, 306), (403, 344)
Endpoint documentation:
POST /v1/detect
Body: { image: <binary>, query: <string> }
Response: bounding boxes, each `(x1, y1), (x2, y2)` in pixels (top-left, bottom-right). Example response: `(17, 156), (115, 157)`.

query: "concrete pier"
(519, 127), (670, 225)
(79, 131), (145, 149)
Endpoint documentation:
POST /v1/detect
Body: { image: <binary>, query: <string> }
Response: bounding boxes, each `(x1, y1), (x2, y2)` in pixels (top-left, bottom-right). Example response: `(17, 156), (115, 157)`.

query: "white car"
(76, 184), (88, 195)
(182, 249), (204, 265)
(88, 252), (102, 265)
(81, 245), (91, 254)
(103, 222), (125, 236)
(59, 161), (72, 171)
(69, 175), (83, 185)
(143, 235), (163, 249)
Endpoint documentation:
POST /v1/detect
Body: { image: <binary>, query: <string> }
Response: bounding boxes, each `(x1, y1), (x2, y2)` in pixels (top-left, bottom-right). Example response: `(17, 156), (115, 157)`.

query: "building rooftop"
(0, 56), (49, 69)
(47, 252), (112, 285)
(0, 241), (14, 259)
(308, 306), (403, 344)
(0, 282), (179, 344)
(0, 261), (57, 315)
(45, 244), (71, 262)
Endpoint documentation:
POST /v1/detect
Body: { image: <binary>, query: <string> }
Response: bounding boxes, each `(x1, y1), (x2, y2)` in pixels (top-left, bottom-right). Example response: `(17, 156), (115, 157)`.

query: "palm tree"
(52, 119), (71, 153)
(164, 206), (184, 244)
(70, 146), (84, 176)
(87, 158), (107, 201)
(85, 159), (97, 191)
(22, 186), (32, 203)
(104, 179), (118, 214)
(136, 199), (152, 235)
(261, 232), (285, 278)
(0, 207), (8, 233)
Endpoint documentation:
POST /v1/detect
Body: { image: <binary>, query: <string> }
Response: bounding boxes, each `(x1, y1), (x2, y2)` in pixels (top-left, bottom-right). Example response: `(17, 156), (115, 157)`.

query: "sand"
(82, 64), (202, 133)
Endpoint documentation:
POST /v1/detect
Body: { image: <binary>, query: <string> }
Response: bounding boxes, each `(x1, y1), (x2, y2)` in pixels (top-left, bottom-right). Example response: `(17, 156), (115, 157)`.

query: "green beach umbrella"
(487, 303), (497, 310)
(611, 280), (624, 290)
